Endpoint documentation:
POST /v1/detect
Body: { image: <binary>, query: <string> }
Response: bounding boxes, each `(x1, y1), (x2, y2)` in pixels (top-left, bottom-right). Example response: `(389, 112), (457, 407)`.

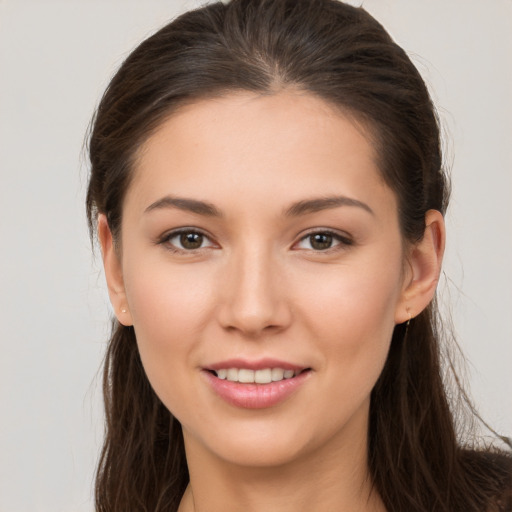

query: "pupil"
(180, 232), (203, 249)
(311, 233), (332, 250)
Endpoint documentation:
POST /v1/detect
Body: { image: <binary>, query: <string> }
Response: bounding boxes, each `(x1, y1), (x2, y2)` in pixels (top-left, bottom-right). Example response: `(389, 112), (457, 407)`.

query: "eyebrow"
(144, 194), (374, 218)
(144, 196), (222, 217)
(284, 196), (374, 217)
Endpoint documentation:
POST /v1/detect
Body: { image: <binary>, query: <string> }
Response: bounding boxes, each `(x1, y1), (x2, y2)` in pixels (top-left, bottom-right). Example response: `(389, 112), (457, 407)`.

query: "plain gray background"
(0, 0), (510, 510)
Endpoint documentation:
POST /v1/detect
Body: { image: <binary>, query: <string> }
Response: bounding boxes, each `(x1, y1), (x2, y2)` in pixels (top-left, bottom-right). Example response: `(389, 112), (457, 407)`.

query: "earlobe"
(395, 210), (445, 324)
(97, 214), (133, 326)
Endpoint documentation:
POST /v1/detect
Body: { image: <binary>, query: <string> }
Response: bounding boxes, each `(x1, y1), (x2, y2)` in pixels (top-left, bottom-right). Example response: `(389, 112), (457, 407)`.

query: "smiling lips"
(203, 361), (311, 409)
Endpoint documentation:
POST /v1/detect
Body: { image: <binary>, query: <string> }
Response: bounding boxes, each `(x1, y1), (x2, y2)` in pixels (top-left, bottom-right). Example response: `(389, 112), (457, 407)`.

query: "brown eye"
(179, 232), (204, 249)
(294, 230), (352, 252)
(309, 233), (333, 250)
(162, 229), (215, 252)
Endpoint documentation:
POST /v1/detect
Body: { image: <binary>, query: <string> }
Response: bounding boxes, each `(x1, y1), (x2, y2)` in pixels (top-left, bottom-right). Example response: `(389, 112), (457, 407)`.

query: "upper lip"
(205, 358), (309, 372)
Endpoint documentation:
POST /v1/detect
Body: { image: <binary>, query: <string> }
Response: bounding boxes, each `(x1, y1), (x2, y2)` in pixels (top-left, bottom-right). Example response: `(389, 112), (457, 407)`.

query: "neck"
(178, 421), (385, 512)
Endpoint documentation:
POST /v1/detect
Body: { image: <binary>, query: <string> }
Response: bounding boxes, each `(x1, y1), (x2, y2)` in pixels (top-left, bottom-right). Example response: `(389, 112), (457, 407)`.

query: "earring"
(403, 307), (412, 339)
(121, 308), (127, 314)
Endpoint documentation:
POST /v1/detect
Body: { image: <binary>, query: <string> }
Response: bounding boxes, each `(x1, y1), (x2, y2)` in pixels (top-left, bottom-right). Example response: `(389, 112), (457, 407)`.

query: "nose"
(217, 245), (292, 337)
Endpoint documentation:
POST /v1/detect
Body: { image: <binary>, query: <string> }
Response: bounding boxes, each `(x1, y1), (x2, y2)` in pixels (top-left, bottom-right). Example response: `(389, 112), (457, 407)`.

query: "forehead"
(126, 91), (394, 218)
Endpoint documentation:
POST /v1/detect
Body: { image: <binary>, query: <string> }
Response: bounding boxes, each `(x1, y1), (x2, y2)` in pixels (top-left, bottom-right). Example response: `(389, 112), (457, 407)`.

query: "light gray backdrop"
(0, 0), (510, 510)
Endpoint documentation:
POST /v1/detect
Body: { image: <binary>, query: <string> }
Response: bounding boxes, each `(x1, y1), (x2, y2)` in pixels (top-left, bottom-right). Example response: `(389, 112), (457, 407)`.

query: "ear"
(97, 214), (133, 326)
(395, 209), (445, 324)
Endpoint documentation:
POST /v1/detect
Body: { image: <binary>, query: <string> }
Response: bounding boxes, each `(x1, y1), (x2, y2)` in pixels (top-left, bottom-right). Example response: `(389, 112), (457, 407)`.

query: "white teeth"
(214, 367), (299, 383)
(226, 368), (238, 381)
(271, 368), (285, 381)
(238, 369), (254, 383)
(255, 368), (272, 384)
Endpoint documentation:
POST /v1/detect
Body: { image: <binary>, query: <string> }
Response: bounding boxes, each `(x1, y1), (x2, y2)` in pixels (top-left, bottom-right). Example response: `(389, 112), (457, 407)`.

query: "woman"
(86, 0), (511, 510)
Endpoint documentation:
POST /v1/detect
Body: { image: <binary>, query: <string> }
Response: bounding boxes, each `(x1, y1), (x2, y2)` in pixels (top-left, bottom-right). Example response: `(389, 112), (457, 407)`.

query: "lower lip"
(203, 370), (311, 409)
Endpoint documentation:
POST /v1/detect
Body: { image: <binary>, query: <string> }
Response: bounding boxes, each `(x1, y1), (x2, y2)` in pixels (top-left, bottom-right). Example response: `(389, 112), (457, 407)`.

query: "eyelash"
(157, 228), (354, 254)
(157, 228), (216, 254)
(293, 229), (354, 253)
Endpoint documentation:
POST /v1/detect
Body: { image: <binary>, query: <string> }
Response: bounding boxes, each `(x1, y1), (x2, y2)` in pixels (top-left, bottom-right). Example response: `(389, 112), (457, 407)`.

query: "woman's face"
(110, 91), (414, 468)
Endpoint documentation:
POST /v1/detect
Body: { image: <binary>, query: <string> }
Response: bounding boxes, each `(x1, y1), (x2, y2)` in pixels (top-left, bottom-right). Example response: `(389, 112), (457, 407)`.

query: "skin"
(99, 91), (445, 512)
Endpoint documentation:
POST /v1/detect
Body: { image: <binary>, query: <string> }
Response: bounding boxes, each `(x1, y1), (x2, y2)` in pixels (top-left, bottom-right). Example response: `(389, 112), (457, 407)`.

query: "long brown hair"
(86, 1), (511, 510)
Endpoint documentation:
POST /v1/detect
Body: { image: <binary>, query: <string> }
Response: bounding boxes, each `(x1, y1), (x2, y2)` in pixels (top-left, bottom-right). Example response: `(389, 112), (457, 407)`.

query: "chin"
(206, 434), (312, 469)
(181, 407), (360, 471)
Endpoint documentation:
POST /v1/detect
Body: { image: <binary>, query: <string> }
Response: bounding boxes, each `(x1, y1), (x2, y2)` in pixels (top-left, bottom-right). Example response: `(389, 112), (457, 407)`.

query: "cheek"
(122, 260), (217, 394)
(291, 253), (403, 372)
(125, 257), (216, 330)
(297, 259), (402, 331)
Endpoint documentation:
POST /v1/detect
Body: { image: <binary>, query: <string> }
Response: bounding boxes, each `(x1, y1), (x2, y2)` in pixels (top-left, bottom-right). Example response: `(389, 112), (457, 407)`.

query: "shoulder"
(459, 448), (512, 512)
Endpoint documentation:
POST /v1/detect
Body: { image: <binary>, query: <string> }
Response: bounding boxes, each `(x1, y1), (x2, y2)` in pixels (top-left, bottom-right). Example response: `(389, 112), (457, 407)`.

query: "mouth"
(202, 362), (312, 409)
(207, 367), (311, 384)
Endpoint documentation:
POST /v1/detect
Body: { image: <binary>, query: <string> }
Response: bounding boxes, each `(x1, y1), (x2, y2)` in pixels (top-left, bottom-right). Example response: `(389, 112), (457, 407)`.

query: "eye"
(160, 229), (216, 252)
(295, 231), (352, 251)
